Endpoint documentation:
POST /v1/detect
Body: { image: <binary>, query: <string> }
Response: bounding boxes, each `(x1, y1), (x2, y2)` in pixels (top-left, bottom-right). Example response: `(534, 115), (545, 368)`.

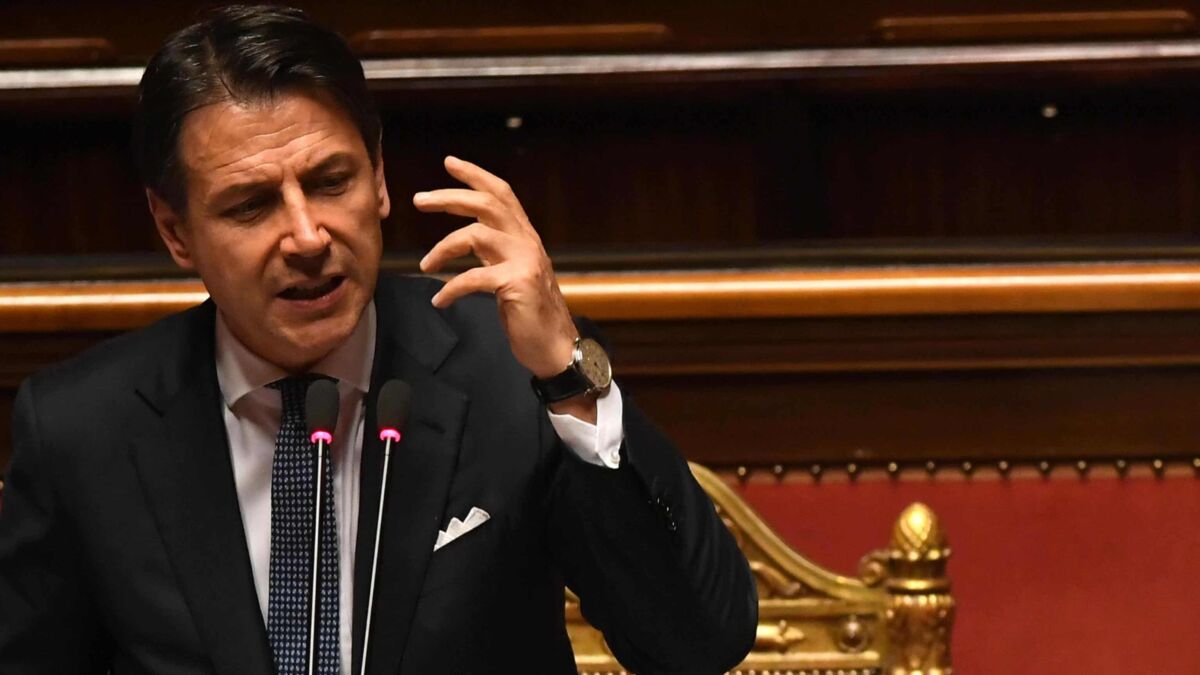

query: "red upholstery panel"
(734, 473), (1200, 674)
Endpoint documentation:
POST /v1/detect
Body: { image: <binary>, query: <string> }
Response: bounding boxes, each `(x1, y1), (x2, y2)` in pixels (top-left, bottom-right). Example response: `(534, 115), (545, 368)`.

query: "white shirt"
(214, 301), (623, 674)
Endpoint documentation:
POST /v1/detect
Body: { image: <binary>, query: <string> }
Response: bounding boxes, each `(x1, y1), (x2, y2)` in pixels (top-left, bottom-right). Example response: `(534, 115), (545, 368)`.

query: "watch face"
(577, 338), (612, 389)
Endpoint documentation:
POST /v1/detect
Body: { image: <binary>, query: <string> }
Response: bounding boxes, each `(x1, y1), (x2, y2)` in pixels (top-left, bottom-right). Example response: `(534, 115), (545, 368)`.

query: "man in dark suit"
(0, 6), (756, 675)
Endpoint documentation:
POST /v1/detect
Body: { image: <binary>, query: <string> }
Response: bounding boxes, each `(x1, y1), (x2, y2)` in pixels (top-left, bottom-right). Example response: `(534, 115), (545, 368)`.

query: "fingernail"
(445, 155), (459, 164)
(418, 254), (429, 270)
(430, 293), (442, 307)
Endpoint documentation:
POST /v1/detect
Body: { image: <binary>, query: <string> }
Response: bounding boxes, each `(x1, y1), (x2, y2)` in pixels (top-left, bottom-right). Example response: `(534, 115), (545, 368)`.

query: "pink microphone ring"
(379, 428), (402, 442)
(310, 430), (333, 445)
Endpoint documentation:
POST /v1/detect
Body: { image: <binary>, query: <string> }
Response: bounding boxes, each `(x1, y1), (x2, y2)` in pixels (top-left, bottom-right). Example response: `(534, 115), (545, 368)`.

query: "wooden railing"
(6, 262), (1200, 331)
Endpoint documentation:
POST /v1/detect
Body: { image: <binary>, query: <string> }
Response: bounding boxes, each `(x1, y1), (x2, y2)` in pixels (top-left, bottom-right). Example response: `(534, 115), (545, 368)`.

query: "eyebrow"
(208, 151), (359, 206)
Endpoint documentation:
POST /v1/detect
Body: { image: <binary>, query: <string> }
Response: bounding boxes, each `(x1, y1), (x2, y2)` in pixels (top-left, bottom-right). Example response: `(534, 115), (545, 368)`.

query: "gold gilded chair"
(568, 463), (955, 675)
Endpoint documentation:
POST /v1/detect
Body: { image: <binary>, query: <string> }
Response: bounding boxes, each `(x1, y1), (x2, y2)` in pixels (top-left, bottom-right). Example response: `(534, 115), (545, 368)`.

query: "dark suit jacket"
(0, 274), (756, 675)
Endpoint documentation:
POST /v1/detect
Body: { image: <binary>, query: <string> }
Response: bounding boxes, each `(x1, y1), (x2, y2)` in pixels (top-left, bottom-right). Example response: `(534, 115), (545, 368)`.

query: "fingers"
(412, 188), (519, 230)
(413, 158), (575, 378)
(439, 156), (537, 235)
(430, 264), (506, 308)
(420, 222), (522, 273)
(443, 156), (519, 210)
(414, 158), (547, 289)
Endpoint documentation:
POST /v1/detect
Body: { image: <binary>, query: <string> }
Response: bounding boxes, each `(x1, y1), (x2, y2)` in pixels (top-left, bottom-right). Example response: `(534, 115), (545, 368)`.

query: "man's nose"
(279, 193), (331, 258)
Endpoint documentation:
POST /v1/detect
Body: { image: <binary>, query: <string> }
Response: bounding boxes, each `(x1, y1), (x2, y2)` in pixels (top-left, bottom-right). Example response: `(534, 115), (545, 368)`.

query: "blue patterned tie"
(267, 376), (339, 675)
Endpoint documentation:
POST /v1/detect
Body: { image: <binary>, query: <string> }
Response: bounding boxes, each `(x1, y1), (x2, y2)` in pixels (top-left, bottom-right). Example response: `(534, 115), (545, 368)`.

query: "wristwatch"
(530, 337), (612, 404)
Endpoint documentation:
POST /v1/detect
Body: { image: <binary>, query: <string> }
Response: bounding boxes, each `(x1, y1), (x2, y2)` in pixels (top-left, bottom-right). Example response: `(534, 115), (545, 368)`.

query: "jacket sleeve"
(541, 390), (758, 675)
(0, 379), (108, 674)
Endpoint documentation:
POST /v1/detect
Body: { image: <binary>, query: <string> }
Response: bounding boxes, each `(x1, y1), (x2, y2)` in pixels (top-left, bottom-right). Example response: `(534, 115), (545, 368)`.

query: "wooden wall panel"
(0, 114), (153, 256)
(5, 4), (1200, 272)
(626, 366), (1200, 467)
(6, 329), (1199, 472)
(816, 95), (1200, 240)
(5, 270), (1200, 472)
(5, 1), (1200, 59)
(7, 83), (1200, 261)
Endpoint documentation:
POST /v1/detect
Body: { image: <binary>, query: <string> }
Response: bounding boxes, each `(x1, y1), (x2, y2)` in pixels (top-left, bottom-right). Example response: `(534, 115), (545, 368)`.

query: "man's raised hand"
(414, 156), (581, 387)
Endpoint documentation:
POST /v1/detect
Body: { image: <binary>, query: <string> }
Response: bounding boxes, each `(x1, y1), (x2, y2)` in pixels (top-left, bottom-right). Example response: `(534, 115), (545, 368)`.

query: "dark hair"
(132, 4), (381, 212)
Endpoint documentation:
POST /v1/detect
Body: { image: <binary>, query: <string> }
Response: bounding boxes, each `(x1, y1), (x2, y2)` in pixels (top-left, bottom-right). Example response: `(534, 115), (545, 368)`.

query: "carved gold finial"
(892, 503), (944, 557)
(887, 502), (950, 588)
(885, 503), (954, 675)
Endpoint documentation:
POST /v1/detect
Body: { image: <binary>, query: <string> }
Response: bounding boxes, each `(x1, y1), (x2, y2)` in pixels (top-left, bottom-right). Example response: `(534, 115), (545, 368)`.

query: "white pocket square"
(434, 507), (490, 551)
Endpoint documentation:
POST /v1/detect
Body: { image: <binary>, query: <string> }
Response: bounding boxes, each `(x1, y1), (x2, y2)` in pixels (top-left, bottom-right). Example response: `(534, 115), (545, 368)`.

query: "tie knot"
(267, 374), (337, 418)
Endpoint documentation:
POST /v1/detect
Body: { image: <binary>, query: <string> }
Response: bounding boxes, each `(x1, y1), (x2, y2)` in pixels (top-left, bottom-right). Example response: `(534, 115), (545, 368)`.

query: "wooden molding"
(874, 10), (1197, 44)
(349, 23), (671, 56)
(13, 40), (1200, 96)
(563, 263), (1200, 320)
(6, 263), (1200, 332)
(0, 280), (206, 332)
(0, 37), (116, 67)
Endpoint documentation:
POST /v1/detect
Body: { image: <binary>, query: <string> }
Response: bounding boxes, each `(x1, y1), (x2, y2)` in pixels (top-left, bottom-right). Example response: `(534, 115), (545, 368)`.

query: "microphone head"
(377, 379), (412, 442)
(305, 378), (340, 442)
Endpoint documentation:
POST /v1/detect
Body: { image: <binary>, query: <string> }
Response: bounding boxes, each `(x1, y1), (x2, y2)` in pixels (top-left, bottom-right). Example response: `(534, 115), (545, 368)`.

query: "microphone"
(376, 379), (412, 445)
(360, 379), (412, 675)
(306, 379), (339, 444)
(305, 379), (339, 675)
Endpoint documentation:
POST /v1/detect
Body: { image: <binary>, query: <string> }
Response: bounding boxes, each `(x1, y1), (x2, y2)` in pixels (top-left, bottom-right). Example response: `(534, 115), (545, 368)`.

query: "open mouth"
(278, 275), (345, 301)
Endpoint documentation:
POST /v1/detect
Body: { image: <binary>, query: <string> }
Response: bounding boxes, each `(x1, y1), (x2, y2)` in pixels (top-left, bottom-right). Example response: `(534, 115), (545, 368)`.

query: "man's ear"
(146, 189), (196, 270)
(373, 143), (391, 221)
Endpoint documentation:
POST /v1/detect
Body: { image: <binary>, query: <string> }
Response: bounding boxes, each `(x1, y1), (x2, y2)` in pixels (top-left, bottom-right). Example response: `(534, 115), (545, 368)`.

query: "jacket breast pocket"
(419, 511), (499, 597)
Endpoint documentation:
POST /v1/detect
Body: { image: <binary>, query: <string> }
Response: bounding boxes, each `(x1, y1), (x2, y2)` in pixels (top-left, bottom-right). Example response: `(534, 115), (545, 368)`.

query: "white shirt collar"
(215, 301), (377, 409)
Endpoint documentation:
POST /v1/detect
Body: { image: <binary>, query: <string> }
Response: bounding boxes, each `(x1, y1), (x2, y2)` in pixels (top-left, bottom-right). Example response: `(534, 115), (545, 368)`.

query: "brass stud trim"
(714, 457), (1196, 481)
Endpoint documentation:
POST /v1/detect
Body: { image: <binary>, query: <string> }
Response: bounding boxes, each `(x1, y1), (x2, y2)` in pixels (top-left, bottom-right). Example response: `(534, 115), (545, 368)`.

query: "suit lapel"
(128, 302), (274, 675)
(352, 276), (467, 675)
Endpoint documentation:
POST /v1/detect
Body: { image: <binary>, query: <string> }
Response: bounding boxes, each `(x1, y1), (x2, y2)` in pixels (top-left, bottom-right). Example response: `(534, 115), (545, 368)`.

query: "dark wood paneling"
(606, 311), (1200, 467)
(873, 10), (1197, 44)
(601, 312), (1200, 374)
(0, 115), (154, 256)
(0, 37), (116, 66)
(5, 6), (1200, 265)
(626, 366), (1200, 467)
(6, 291), (1200, 471)
(6, 2), (1200, 480)
(6, 78), (1200, 259)
(6, 332), (1199, 471)
(8, 1), (1200, 60)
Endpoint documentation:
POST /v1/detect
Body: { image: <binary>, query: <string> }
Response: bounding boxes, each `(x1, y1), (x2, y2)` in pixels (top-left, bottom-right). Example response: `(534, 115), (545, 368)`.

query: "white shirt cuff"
(546, 381), (624, 469)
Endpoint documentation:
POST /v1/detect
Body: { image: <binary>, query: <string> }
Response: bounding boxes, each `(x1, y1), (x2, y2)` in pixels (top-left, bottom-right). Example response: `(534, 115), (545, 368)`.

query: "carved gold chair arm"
(566, 464), (955, 675)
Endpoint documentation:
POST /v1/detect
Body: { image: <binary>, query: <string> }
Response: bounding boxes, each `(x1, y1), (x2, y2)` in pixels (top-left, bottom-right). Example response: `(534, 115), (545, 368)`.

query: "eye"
(223, 195), (273, 222)
(315, 172), (350, 194)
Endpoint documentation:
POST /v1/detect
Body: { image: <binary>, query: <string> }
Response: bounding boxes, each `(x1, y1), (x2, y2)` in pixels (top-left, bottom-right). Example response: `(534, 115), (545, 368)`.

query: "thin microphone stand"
(360, 429), (399, 675)
(308, 432), (331, 675)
